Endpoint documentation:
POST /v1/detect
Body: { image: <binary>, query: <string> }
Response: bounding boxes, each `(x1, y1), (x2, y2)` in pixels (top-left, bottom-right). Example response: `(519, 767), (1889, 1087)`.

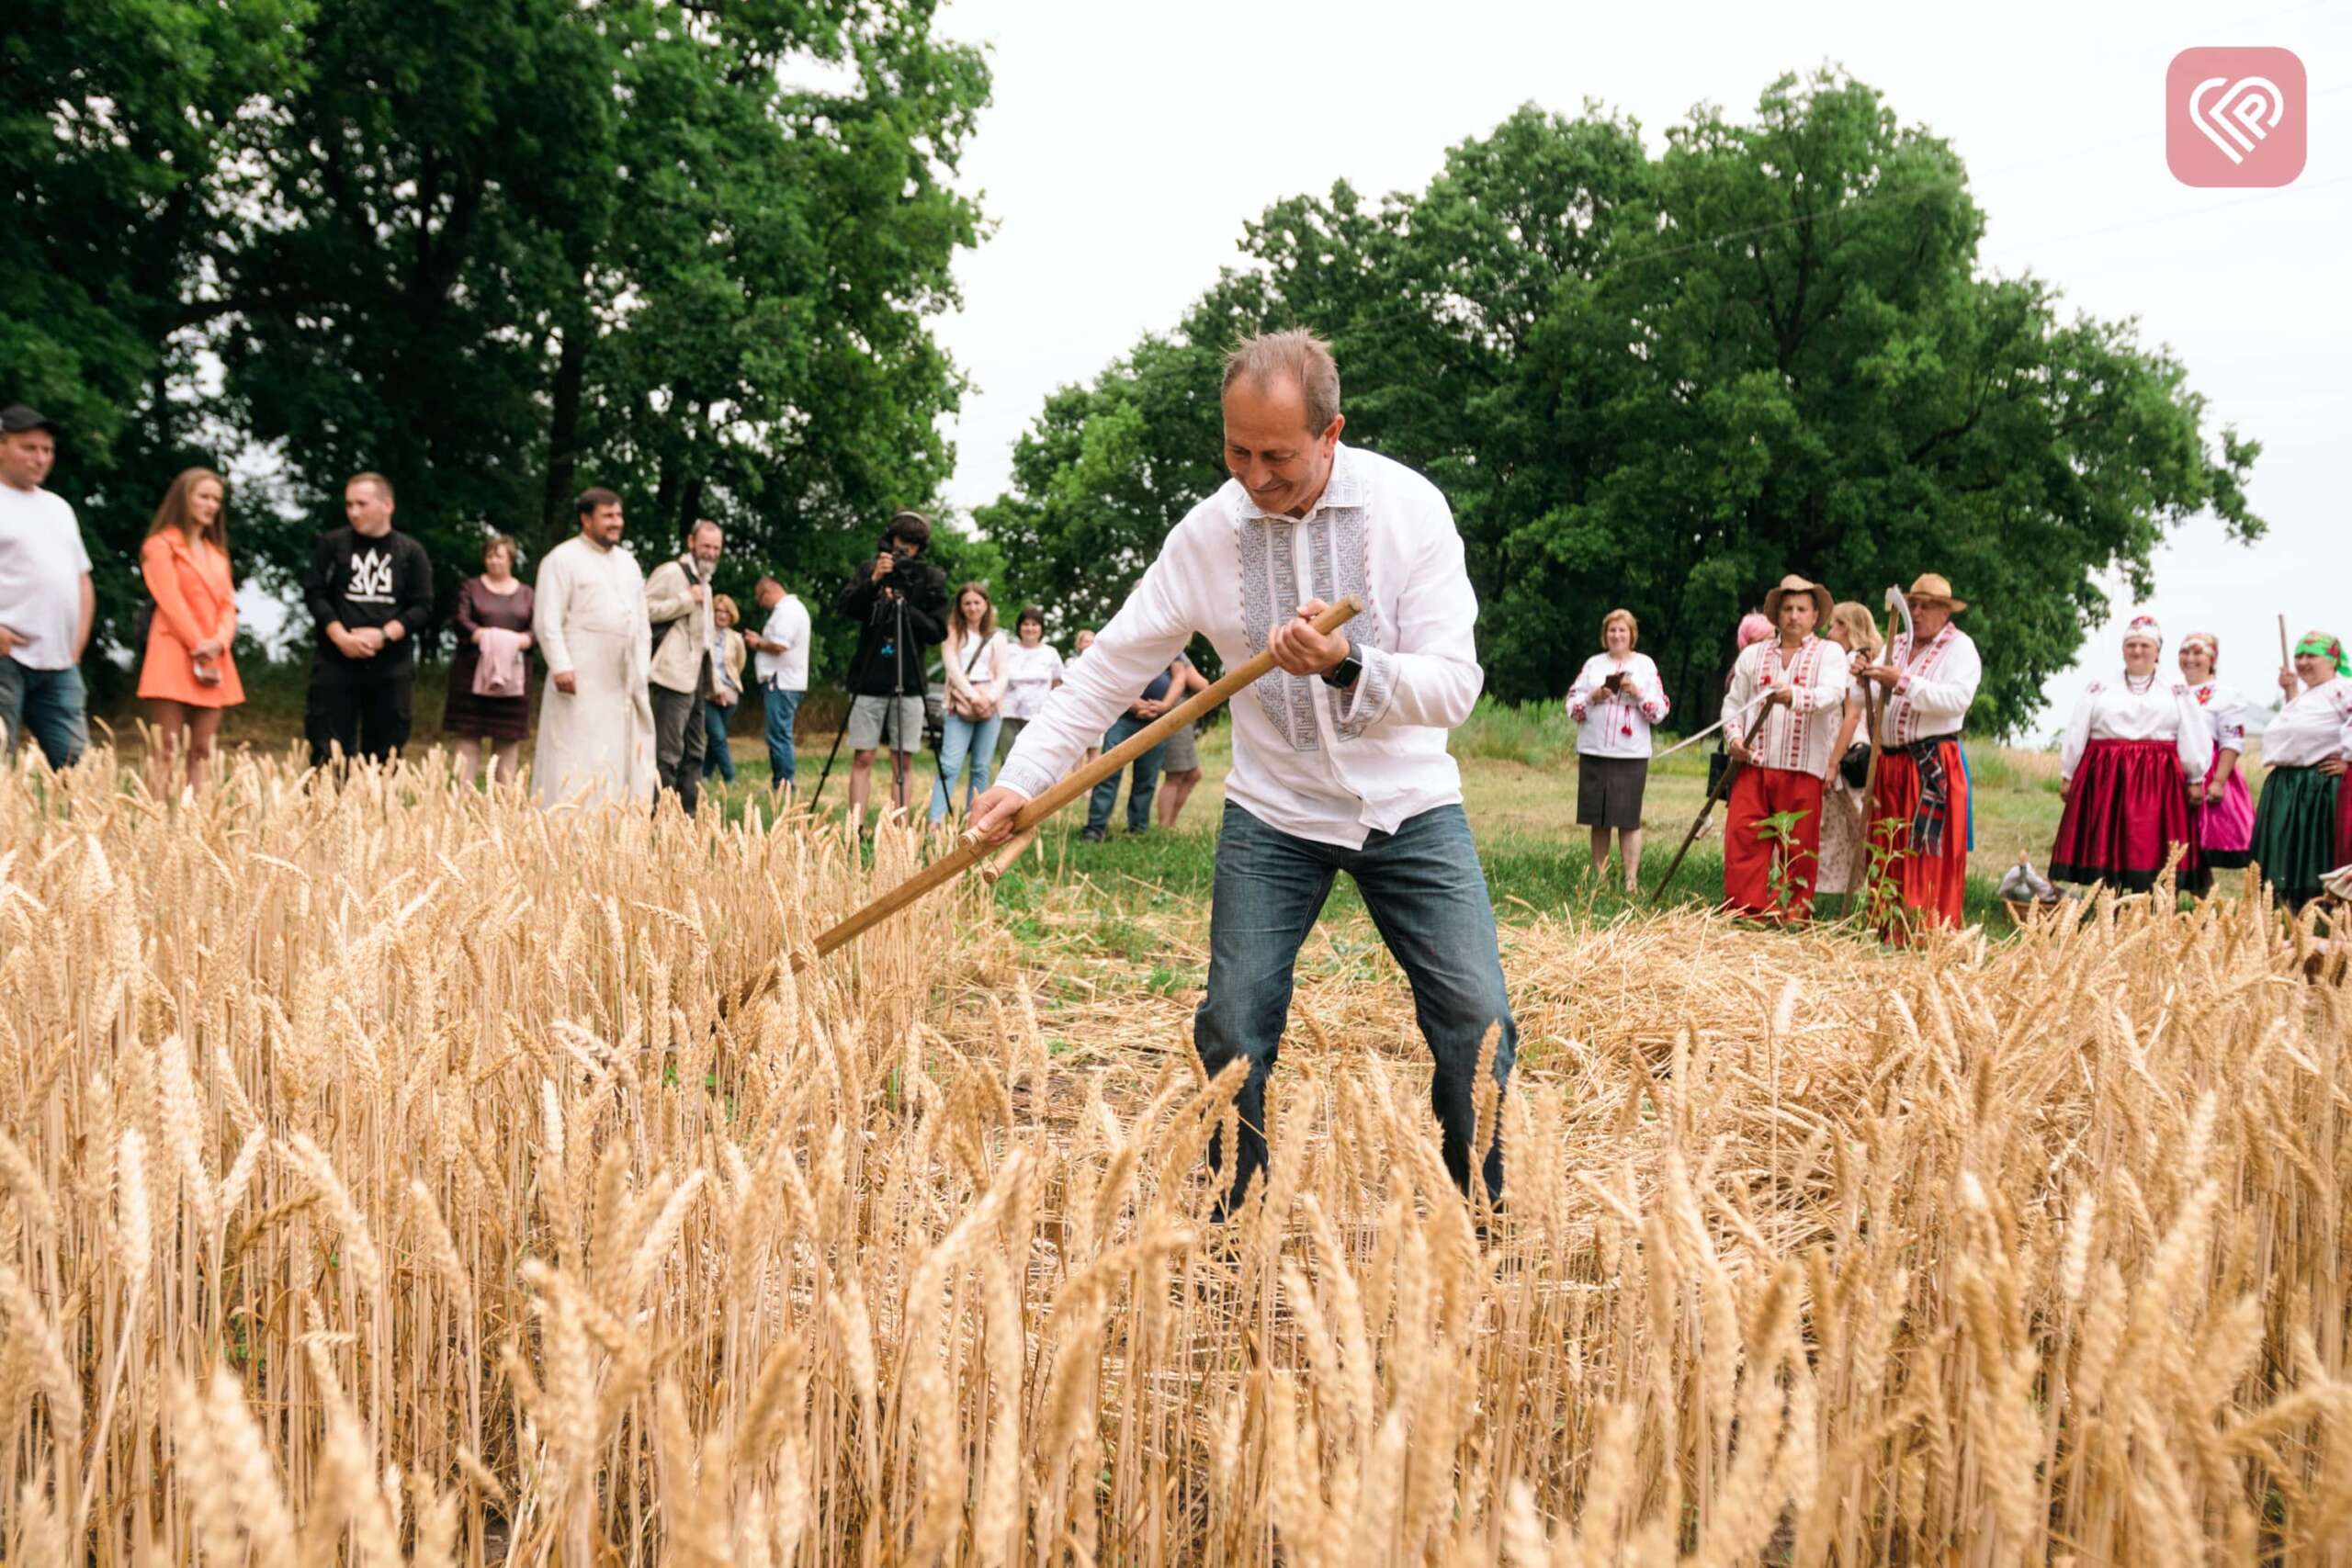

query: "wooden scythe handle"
(794, 597), (1366, 969)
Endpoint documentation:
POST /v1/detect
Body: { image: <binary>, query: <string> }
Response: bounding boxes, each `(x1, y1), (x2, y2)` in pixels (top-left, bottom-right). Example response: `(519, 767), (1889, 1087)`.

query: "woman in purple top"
(442, 533), (537, 785)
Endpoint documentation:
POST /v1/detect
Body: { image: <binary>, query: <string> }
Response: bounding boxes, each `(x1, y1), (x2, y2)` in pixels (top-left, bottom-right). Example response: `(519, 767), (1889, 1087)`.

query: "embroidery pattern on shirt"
(1758, 637), (1822, 769)
(1892, 626), (1956, 744)
(1238, 516), (1320, 752)
(1314, 507), (1383, 741)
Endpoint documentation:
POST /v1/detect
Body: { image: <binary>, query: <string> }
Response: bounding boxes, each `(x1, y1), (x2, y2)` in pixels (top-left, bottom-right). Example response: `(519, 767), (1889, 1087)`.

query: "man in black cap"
(0, 405), (93, 768)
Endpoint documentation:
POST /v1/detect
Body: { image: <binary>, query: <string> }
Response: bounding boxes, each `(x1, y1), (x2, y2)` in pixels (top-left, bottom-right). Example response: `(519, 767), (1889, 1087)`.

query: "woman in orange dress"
(137, 468), (244, 795)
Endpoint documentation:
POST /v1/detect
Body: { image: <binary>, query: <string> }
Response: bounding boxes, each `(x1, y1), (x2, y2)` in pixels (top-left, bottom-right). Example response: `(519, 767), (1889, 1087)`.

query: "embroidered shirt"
(1876, 624), (1981, 746)
(997, 443), (1482, 847)
(2262, 679), (2352, 768)
(1724, 634), (1849, 775)
(2060, 674), (2211, 783)
(2187, 681), (2248, 753)
(1565, 652), (1669, 760)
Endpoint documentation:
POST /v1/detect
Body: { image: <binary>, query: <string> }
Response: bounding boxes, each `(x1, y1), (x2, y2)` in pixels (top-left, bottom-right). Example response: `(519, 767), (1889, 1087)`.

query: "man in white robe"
(532, 487), (657, 808)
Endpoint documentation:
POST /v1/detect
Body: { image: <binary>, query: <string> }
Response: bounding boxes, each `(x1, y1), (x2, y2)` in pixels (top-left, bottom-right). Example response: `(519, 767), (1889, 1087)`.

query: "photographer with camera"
(832, 509), (946, 835)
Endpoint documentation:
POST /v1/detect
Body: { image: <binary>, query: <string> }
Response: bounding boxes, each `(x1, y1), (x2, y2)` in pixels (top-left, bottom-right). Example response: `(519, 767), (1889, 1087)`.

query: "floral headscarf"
(2294, 630), (2351, 678)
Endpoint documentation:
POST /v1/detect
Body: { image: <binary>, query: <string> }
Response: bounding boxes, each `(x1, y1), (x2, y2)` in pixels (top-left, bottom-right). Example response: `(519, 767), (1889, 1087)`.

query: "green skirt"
(2249, 763), (2341, 907)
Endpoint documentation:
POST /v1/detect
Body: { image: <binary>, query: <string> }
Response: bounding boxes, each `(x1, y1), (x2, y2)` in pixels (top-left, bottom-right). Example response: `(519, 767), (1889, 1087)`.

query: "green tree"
(1, 0), (315, 694)
(215, 0), (989, 660)
(7, 0), (989, 694)
(979, 73), (2261, 736)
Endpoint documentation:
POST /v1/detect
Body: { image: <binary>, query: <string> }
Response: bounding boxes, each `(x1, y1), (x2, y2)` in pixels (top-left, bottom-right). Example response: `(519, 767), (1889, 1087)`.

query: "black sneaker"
(1078, 827), (1107, 843)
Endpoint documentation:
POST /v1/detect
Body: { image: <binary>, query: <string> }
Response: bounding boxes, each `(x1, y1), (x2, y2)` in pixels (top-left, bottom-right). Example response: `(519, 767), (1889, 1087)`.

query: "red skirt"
(2050, 739), (2197, 892)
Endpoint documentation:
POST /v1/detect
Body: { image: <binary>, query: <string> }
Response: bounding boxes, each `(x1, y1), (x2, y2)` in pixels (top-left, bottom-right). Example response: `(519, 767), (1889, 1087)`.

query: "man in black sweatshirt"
(303, 471), (434, 769)
(833, 508), (946, 831)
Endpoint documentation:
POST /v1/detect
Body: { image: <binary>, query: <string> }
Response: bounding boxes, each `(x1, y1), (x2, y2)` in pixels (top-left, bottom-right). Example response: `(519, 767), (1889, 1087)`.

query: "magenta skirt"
(2051, 738), (2199, 892)
(2193, 741), (2254, 868)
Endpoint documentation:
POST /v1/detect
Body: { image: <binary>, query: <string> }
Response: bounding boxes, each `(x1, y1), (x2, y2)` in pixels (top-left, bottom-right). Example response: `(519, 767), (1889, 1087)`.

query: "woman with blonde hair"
(701, 592), (749, 784)
(136, 467), (244, 795)
(1816, 600), (1883, 907)
(929, 581), (1008, 822)
(1564, 607), (1668, 891)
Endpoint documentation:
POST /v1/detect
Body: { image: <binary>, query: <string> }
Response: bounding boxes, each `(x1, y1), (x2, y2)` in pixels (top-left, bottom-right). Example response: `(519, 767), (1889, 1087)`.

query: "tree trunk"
(542, 319), (588, 548)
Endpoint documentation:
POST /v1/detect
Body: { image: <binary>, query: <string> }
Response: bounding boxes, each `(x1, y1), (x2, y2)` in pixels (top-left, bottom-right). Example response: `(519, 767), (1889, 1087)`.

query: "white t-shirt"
(0, 484), (93, 670)
(755, 594), (811, 691)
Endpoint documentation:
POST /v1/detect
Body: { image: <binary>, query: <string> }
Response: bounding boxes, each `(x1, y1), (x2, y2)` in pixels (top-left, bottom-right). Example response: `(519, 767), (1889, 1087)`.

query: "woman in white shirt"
(2177, 631), (2254, 895)
(996, 604), (1064, 758)
(2249, 629), (2352, 909)
(1564, 608), (1669, 891)
(928, 581), (1009, 823)
(1816, 601), (1882, 904)
(2049, 616), (2211, 893)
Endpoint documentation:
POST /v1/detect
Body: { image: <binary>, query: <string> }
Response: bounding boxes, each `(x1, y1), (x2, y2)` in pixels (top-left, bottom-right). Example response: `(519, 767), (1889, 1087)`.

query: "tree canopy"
(4, 0), (991, 688)
(977, 72), (2263, 735)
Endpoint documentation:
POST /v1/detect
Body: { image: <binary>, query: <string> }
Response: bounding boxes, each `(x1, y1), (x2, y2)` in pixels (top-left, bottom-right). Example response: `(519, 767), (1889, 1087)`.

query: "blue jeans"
(929, 710), (1003, 821)
(1085, 714), (1166, 834)
(701, 698), (737, 782)
(763, 685), (802, 786)
(1195, 802), (1516, 1210)
(0, 659), (88, 770)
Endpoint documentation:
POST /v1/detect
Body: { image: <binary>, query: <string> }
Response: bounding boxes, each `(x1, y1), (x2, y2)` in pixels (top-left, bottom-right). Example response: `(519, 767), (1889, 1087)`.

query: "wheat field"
(2, 749), (2348, 1565)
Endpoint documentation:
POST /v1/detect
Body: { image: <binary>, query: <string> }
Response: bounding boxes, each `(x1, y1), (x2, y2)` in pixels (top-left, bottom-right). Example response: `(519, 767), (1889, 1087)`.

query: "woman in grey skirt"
(1565, 608), (1671, 891)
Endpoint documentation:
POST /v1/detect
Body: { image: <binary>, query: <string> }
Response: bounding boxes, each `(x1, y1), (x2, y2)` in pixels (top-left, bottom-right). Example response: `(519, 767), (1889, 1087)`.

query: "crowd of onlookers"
(0, 401), (1214, 832)
(14, 395), (2342, 914)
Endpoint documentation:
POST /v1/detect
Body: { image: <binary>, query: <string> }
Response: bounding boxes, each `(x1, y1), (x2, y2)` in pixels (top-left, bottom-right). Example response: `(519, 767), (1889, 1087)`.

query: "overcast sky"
(925, 0), (2346, 738)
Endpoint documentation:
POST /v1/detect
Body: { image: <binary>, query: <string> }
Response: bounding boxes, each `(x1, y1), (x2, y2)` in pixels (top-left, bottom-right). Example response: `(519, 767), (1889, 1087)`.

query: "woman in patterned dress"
(1815, 601), (1882, 908)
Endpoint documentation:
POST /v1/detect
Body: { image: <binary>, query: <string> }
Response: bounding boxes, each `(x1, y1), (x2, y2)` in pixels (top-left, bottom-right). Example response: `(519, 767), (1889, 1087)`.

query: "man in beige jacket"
(645, 518), (723, 815)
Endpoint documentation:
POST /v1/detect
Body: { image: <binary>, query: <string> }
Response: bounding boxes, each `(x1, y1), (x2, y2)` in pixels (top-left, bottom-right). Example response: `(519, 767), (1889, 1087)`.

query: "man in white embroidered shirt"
(967, 330), (1515, 1215)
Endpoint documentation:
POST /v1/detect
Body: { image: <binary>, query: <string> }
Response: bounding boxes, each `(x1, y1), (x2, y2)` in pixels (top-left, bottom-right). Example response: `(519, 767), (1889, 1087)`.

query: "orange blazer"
(138, 531), (244, 706)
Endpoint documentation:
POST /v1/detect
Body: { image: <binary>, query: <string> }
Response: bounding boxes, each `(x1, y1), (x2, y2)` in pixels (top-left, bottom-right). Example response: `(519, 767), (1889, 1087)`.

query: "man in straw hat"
(967, 329), (1515, 1217)
(1858, 572), (1982, 929)
(1721, 573), (1849, 919)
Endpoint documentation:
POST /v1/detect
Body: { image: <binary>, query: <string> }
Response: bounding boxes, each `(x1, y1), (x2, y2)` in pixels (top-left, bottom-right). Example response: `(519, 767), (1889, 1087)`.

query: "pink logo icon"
(2167, 48), (2306, 186)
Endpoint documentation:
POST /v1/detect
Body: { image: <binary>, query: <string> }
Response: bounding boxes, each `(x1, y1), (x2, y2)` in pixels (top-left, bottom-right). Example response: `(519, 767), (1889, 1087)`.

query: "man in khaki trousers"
(645, 519), (723, 815)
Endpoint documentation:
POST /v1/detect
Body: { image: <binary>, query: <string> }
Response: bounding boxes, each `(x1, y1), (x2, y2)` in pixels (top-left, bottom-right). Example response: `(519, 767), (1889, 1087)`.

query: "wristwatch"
(1320, 652), (1363, 690)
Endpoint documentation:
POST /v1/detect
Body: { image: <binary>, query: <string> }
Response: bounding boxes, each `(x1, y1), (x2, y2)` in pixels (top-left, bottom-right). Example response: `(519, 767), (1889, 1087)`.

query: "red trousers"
(1870, 742), (1971, 931)
(1724, 766), (1826, 919)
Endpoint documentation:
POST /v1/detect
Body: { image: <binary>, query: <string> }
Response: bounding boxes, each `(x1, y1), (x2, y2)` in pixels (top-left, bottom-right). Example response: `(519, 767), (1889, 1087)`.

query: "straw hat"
(1905, 573), (1968, 613)
(1761, 573), (1833, 623)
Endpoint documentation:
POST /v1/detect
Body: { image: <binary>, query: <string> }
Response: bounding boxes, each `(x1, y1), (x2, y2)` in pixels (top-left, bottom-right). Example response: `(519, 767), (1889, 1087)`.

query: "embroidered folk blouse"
(1565, 652), (1668, 760)
(2188, 681), (2249, 754)
(1723, 634), (1849, 775)
(1876, 624), (1982, 747)
(2261, 679), (2352, 768)
(2059, 675), (2211, 784)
